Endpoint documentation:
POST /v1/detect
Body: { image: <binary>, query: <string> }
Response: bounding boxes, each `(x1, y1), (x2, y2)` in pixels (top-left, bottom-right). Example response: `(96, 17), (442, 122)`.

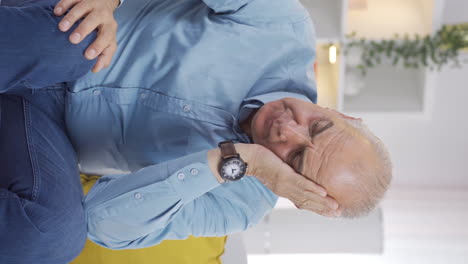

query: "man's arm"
(0, 3), (96, 92)
(50, 0), (253, 74)
(85, 144), (335, 249)
(85, 150), (243, 249)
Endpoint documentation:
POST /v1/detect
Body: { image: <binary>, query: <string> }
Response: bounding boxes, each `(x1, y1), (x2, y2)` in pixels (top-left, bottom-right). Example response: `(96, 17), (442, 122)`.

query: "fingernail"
(55, 7), (63, 15)
(334, 210), (342, 217)
(319, 189), (327, 197)
(70, 33), (81, 44)
(86, 49), (97, 59)
(61, 20), (70, 30)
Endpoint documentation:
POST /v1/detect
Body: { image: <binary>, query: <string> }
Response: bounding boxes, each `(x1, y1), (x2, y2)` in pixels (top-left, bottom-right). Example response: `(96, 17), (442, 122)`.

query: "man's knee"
(0, 2), (97, 89)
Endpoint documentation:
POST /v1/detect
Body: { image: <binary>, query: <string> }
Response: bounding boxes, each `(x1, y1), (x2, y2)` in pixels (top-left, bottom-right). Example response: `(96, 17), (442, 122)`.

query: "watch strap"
(218, 140), (238, 159)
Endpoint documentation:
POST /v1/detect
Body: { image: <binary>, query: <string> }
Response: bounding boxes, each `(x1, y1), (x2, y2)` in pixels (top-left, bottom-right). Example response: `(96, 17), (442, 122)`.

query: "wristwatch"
(218, 140), (248, 182)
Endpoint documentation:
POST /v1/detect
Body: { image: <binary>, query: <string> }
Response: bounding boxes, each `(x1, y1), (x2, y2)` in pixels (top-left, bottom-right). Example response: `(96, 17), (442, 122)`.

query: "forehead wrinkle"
(300, 122), (350, 183)
(301, 121), (334, 172)
(313, 129), (350, 185)
(300, 124), (339, 180)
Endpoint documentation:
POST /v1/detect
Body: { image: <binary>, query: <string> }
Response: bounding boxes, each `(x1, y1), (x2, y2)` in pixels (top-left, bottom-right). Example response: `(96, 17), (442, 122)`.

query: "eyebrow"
(313, 121), (334, 138)
(298, 121), (334, 174)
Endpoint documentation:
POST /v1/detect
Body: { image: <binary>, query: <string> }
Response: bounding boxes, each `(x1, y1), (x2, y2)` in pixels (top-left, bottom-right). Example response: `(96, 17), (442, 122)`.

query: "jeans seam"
(23, 99), (41, 202)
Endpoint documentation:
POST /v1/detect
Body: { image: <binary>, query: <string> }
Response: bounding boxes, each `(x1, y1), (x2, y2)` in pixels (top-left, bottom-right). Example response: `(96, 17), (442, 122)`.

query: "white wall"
(355, 0), (468, 188)
(361, 54), (468, 188)
(441, 0), (468, 25)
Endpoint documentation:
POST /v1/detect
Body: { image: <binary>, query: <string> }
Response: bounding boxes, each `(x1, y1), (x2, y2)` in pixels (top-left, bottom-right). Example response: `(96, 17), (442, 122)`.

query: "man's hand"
(239, 144), (341, 217)
(54, 0), (120, 73)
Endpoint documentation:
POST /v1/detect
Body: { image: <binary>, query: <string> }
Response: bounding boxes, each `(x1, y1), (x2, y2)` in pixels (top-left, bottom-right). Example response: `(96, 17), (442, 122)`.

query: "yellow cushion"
(72, 175), (226, 264)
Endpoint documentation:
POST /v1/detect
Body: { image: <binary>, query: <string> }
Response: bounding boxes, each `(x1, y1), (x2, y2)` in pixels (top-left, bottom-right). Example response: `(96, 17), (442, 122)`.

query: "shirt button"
(134, 192), (142, 199)
(140, 93), (147, 99)
(177, 172), (185, 180)
(190, 168), (198, 175)
(182, 105), (191, 113)
(93, 90), (101, 96)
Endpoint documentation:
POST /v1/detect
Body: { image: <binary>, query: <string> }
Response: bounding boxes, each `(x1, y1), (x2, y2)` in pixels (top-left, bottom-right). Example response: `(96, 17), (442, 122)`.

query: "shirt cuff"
(165, 152), (221, 204)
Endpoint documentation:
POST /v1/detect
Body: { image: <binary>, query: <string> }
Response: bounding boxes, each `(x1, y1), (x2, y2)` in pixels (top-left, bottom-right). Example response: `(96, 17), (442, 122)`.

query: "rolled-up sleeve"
(85, 150), (277, 249)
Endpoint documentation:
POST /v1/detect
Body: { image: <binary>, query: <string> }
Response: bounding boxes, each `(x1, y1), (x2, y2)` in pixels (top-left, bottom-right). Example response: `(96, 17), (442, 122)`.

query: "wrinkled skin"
(248, 98), (378, 208)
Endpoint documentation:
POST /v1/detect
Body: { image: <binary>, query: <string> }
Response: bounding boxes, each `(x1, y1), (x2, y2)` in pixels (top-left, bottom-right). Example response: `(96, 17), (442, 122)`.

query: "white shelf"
(301, 0), (443, 115)
(343, 65), (426, 112)
(342, 0), (438, 114)
(244, 208), (383, 254)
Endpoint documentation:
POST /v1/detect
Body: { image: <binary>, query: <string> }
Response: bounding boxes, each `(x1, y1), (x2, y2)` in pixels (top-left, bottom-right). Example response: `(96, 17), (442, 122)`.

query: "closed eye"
(289, 148), (305, 172)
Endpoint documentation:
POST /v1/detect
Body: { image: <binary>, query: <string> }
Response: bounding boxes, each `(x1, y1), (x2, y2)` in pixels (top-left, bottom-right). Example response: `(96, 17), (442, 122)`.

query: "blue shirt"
(3, 0), (318, 249)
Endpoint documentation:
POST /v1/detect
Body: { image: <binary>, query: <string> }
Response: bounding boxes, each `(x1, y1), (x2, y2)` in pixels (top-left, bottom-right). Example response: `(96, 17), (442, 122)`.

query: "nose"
(273, 116), (310, 145)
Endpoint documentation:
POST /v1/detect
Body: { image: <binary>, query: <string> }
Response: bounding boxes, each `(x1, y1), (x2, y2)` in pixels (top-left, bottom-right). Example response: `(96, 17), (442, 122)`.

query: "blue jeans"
(0, 89), (87, 264)
(0, 0), (95, 263)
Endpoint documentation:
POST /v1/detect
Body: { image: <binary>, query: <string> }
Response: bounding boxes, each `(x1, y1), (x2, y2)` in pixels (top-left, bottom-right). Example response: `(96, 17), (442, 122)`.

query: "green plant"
(345, 23), (468, 75)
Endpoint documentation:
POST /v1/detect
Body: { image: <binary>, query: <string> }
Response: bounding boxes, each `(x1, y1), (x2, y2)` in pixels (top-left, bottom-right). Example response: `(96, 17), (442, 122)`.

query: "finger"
(58, 2), (91, 33)
(321, 208), (342, 218)
(54, 0), (81, 16)
(91, 57), (105, 73)
(295, 199), (326, 213)
(84, 21), (117, 59)
(293, 173), (327, 197)
(304, 181), (327, 197)
(296, 196), (340, 217)
(323, 195), (339, 210)
(69, 13), (103, 46)
(92, 44), (116, 73)
(292, 188), (339, 212)
(101, 43), (117, 68)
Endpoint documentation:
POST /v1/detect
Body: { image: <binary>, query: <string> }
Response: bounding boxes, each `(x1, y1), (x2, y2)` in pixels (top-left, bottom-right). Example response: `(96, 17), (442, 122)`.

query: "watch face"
(221, 158), (247, 181)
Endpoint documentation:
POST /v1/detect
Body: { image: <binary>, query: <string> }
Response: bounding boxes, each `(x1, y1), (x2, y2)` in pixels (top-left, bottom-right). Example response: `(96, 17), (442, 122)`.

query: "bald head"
(332, 119), (392, 218)
(305, 118), (392, 218)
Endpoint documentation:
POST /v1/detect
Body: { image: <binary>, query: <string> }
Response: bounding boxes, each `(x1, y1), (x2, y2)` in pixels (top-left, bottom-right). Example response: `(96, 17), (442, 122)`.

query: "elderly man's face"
(250, 98), (377, 201)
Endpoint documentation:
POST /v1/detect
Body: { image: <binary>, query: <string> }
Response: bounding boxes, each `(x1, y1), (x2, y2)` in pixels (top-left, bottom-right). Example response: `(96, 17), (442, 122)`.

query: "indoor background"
(224, 0), (468, 263)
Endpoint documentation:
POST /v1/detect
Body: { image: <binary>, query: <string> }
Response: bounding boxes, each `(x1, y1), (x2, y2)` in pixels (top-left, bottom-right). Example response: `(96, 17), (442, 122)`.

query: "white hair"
(339, 119), (393, 218)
